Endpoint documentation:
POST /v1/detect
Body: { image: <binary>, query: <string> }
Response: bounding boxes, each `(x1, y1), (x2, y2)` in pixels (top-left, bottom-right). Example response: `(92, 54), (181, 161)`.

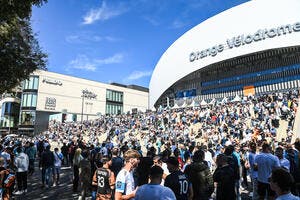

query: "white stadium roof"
(149, 0), (300, 108)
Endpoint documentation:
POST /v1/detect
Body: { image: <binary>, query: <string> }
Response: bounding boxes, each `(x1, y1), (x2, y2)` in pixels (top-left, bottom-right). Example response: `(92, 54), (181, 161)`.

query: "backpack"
(2, 170), (15, 188)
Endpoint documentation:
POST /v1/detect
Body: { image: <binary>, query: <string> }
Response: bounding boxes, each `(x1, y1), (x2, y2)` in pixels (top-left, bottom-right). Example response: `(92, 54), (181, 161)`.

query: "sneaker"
(24, 189), (27, 193)
(53, 183), (57, 187)
(13, 190), (23, 195)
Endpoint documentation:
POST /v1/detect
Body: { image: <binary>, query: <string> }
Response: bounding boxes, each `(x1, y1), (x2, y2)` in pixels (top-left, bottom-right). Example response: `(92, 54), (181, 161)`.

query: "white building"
(150, 0), (300, 108)
(1, 70), (149, 135)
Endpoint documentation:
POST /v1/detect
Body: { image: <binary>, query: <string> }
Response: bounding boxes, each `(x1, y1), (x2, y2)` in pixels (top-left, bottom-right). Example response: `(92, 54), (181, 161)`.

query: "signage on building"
(189, 22), (300, 62)
(45, 97), (56, 110)
(82, 89), (97, 99)
(42, 78), (62, 86)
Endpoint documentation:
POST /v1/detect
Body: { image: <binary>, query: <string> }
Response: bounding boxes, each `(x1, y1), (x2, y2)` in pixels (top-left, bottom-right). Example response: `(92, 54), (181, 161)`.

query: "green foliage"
(0, 0), (48, 93)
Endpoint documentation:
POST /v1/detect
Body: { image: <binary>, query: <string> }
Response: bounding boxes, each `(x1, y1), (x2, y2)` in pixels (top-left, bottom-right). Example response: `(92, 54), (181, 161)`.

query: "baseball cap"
(166, 156), (179, 166)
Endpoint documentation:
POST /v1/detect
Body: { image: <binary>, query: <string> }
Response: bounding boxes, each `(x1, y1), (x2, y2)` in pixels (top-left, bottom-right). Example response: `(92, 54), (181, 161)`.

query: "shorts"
(53, 166), (61, 175)
(257, 181), (275, 198)
(96, 193), (112, 200)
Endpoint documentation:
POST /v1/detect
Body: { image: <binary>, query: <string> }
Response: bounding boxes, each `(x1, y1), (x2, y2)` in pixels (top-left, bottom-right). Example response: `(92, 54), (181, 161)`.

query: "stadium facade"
(149, 0), (300, 108)
(0, 70), (149, 135)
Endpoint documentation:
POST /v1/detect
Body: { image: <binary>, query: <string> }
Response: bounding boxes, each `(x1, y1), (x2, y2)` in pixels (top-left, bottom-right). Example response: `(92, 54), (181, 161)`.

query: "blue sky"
(31, 0), (249, 88)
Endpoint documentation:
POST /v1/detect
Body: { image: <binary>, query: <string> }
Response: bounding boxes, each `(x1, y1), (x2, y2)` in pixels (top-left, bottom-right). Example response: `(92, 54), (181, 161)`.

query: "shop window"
(20, 111), (36, 126)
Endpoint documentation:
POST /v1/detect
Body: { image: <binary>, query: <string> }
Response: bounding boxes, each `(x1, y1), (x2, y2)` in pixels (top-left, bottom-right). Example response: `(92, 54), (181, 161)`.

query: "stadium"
(149, 0), (300, 109)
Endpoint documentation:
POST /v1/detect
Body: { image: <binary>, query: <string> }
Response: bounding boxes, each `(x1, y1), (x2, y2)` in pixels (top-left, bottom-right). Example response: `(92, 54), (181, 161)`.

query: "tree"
(0, 0), (48, 94)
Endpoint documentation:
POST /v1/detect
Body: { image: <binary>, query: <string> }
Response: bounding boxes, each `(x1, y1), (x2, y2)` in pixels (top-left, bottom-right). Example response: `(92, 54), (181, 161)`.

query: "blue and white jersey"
(115, 168), (135, 198)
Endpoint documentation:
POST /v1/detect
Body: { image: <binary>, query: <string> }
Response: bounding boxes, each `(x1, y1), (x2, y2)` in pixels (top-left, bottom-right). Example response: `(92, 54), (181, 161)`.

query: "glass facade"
(106, 89), (123, 102)
(21, 93), (37, 107)
(20, 111), (36, 126)
(106, 103), (123, 115)
(19, 75), (39, 130)
(0, 102), (20, 128)
(22, 76), (39, 90)
(106, 89), (123, 114)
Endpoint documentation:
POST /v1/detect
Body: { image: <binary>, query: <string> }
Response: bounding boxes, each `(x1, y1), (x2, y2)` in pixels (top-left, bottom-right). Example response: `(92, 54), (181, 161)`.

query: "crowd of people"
(0, 91), (299, 199)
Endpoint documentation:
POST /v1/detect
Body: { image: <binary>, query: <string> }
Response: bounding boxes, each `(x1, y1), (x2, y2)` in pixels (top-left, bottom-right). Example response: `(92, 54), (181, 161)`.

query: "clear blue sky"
(32, 0), (249, 88)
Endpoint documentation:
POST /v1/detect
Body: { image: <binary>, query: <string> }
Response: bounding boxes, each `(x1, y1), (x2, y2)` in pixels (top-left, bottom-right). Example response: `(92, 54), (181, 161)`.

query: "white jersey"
(115, 168), (135, 198)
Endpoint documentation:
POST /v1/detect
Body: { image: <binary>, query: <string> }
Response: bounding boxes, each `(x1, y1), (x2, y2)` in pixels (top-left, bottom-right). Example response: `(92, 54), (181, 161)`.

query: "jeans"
(16, 171), (27, 191)
(251, 177), (259, 200)
(91, 191), (96, 200)
(235, 180), (241, 200)
(42, 167), (53, 187)
(28, 159), (35, 175)
(73, 165), (79, 191)
(53, 166), (61, 184)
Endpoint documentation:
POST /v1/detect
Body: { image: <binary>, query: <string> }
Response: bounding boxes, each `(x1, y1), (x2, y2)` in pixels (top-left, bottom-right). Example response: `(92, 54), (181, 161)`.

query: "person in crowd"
(213, 153), (236, 200)
(0, 157), (10, 200)
(135, 165), (176, 200)
(61, 142), (69, 166)
(184, 149), (214, 200)
(100, 143), (108, 157)
(79, 150), (91, 200)
(92, 156), (115, 200)
(115, 149), (140, 200)
(73, 148), (83, 192)
(288, 140), (300, 195)
(270, 168), (300, 200)
(254, 142), (280, 200)
(41, 145), (54, 188)
(53, 147), (63, 186)
(224, 145), (240, 199)
(69, 142), (76, 166)
(247, 142), (259, 200)
(1, 147), (11, 169)
(203, 145), (215, 170)
(173, 148), (184, 169)
(165, 156), (193, 200)
(110, 148), (123, 178)
(37, 139), (45, 169)
(275, 146), (290, 171)
(14, 146), (29, 195)
(136, 151), (153, 186)
(152, 155), (169, 184)
(25, 142), (37, 176)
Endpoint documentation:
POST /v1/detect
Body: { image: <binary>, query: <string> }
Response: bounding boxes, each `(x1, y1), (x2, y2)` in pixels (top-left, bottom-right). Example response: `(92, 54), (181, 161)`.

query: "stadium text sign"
(189, 22), (300, 62)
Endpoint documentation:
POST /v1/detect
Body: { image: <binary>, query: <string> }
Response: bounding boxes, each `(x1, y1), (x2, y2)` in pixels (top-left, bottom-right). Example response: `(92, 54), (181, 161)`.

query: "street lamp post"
(81, 91), (85, 123)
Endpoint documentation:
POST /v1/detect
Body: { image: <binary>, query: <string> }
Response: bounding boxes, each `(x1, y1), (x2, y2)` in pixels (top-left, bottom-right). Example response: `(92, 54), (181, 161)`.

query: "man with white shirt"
(203, 145), (214, 170)
(14, 147), (29, 195)
(115, 149), (140, 200)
